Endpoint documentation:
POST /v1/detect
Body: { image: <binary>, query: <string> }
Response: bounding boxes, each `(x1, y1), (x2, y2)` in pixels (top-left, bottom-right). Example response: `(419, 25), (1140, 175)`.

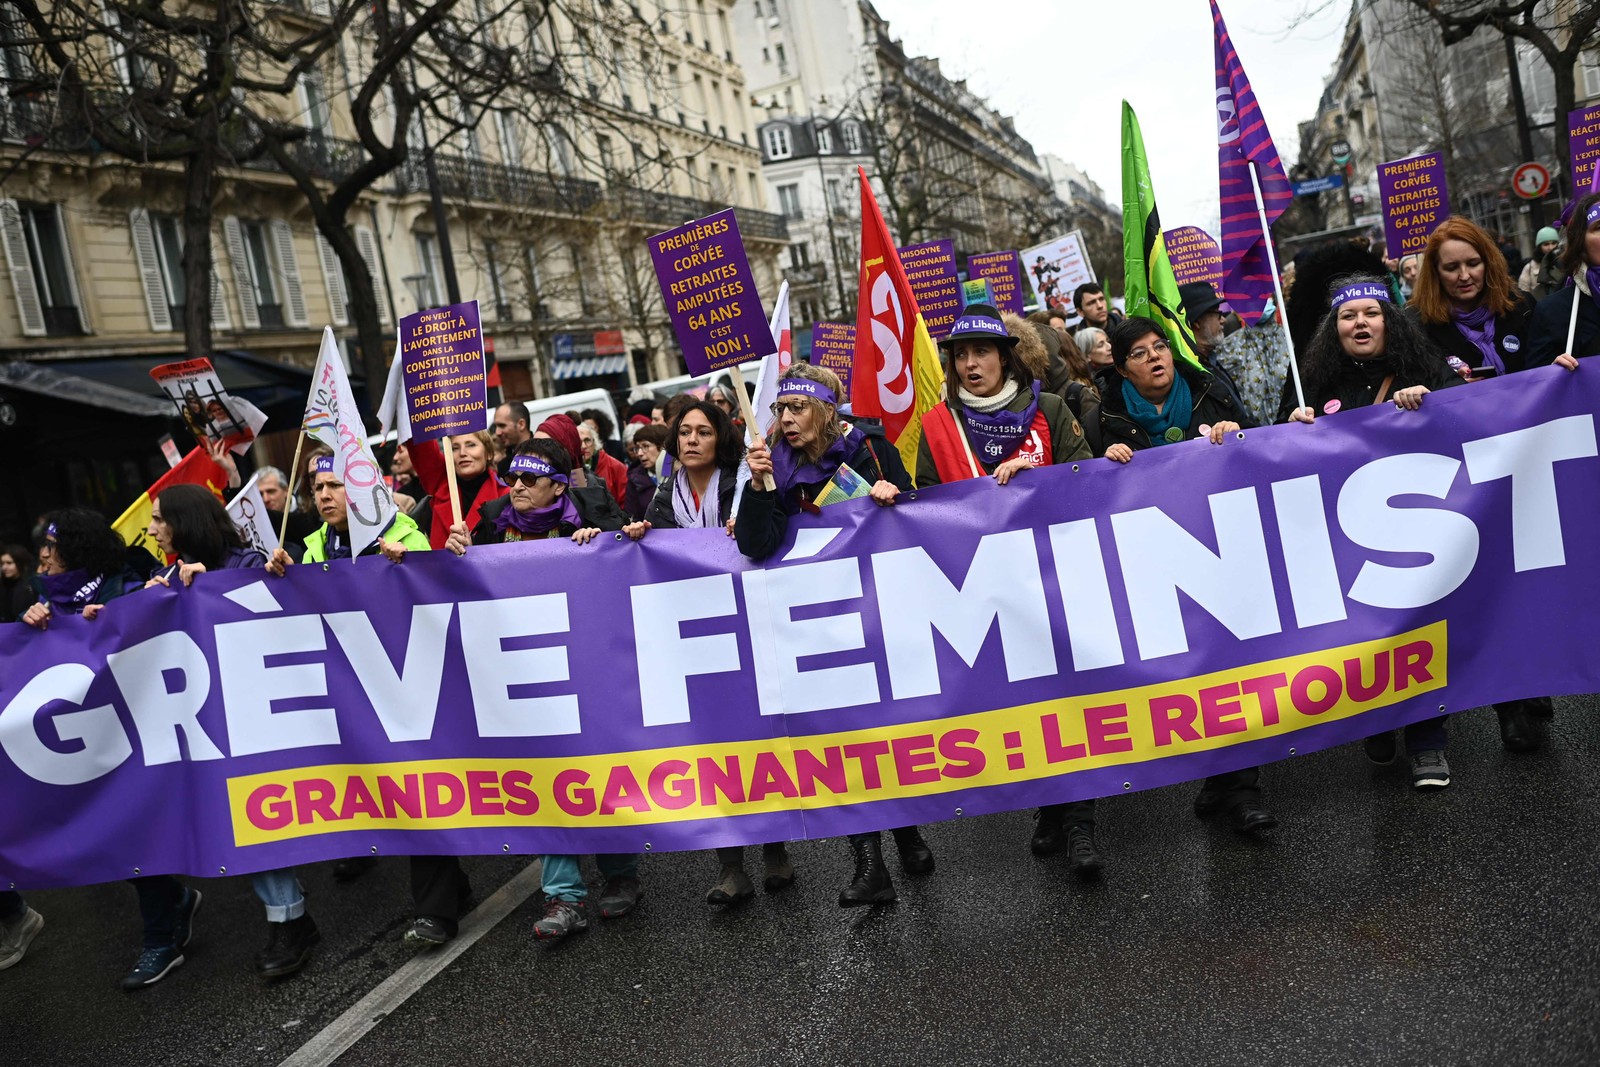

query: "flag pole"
(726, 365), (776, 492)
(1565, 279), (1583, 359)
(279, 432), (305, 546)
(1247, 160), (1306, 413)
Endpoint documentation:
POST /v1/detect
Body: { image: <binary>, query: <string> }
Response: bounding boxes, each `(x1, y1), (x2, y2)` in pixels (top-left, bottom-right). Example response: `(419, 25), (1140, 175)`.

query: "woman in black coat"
(1406, 216), (1536, 379)
(1528, 191), (1600, 363)
(447, 438), (619, 550)
(737, 363), (934, 909)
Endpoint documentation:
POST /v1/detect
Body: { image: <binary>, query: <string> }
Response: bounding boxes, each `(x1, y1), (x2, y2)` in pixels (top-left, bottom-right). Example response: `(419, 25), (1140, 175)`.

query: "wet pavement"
(5, 697), (1599, 1066)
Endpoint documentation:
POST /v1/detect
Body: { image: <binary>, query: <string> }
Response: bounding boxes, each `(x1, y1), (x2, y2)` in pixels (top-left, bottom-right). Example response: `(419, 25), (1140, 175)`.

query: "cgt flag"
(850, 167), (945, 475)
(1121, 102), (1206, 376)
(1213, 0), (1292, 325)
(112, 447), (229, 562)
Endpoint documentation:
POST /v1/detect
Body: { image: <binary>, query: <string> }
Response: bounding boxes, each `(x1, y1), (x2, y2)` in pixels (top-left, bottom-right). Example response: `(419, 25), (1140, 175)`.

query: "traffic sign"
(1292, 174), (1345, 196)
(1512, 161), (1550, 200)
(1330, 139), (1353, 164)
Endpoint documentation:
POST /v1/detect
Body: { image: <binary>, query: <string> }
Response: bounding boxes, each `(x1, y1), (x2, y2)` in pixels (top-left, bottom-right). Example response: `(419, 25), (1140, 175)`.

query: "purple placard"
(649, 209), (770, 375)
(1163, 226), (1225, 289)
(810, 321), (855, 394)
(1377, 152), (1449, 259)
(1568, 104), (1600, 195)
(7, 367), (1600, 887)
(398, 300), (487, 442)
(965, 251), (1025, 316)
(896, 239), (962, 338)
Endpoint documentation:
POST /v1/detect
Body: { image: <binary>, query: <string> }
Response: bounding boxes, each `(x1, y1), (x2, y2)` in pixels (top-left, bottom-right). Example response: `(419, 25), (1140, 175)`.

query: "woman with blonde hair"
(405, 429), (508, 550)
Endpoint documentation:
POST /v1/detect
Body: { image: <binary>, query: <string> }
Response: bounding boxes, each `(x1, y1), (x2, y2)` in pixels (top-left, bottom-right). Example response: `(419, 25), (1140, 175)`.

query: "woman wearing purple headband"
(1528, 192), (1600, 364)
(737, 362), (936, 908)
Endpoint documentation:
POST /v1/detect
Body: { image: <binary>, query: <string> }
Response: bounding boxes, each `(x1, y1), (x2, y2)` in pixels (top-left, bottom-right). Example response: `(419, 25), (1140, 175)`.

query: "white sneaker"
(0, 907), (44, 970)
(1410, 749), (1451, 791)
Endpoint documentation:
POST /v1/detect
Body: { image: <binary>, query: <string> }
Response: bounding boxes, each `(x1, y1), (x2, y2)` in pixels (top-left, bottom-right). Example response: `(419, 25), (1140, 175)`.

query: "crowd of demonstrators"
(5, 208), (1597, 983)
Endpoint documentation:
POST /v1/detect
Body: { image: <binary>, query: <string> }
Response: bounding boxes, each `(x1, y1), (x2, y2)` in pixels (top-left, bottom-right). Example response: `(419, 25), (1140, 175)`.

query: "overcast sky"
(866, 0), (1348, 243)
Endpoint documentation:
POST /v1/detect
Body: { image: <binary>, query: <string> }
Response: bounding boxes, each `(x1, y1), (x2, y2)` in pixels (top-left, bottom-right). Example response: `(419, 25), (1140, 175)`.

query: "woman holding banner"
(1530, 192), (1600, 362)
(20, 511), (195, 991)
(406, 430), (509, 550)
(139, 485), (328, 980)
(738, 363), (936, 908)
(1279, 275), (1466, 789)
(623, 400), (789, 907)
(914, 303), (1091, 488)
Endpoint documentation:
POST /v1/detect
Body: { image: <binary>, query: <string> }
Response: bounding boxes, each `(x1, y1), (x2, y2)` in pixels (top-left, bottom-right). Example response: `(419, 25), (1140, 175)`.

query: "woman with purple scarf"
(737, 362), (936, 909)
(1408, 216), (1538, 383)
(1529, 191), (1600, 363)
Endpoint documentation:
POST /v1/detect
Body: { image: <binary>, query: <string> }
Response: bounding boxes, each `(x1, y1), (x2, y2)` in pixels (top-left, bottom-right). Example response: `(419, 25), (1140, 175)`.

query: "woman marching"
(1280, 275), (1471, 790)
(1409, 216), (1572, 752)
(405, 429), (509, 550)
(1529, 191), (1600, 362)
(737, 363), (935, 908)
(443, 437), (638, 944)
(623, 399), (793, 908)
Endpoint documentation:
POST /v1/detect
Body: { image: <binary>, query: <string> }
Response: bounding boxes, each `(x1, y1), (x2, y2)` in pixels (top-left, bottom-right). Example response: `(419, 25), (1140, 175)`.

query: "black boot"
(1229, 799), (1278, 834)
(1496, 703), (1540, 754)
(890, 826), (935, 875)
(838, 834), (896, 908)
(255, 914), (320, 980)
(1031, 806), (1067, 856)
(331, 856), (377, 882)
(1065, 824), (1103, 878)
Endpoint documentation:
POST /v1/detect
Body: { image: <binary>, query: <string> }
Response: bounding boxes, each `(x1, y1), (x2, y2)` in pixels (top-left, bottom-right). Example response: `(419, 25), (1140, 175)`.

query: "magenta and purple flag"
(1212, 0), (1292, 325)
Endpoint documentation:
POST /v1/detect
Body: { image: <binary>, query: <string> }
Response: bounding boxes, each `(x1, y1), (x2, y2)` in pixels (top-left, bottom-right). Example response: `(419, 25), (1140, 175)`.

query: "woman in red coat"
(405, 429), (509, 550)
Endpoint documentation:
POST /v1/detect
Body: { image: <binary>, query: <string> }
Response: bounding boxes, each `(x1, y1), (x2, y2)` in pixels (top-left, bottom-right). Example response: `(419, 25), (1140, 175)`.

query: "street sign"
(1293, 173), (1346, 196)
(1512, 161), (1550, 200)
(1330, 139), (1353, 164)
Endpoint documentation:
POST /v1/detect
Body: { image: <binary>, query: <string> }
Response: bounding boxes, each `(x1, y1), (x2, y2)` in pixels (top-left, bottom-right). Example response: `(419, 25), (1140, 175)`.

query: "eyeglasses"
(1125, 340), (1171, 365)
(509, 473), (551, 489)
(770, 400), (810, 416)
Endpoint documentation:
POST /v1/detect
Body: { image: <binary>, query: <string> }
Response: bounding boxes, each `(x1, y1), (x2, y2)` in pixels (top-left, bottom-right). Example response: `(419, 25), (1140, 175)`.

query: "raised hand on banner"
(991, 457), (1033, 486)
(623, 521), (651, 541)
(1204, 420), (1241, 445)
(205, 437), (241, 490)
(725, 517), (736, 537)
(21, 602), (50, 629)
(571, 527), (602, 545)
(82, 603), (104, 620)
(870, 480), (900, 505)
(445, 521), (471, 557)
(745, 439), (774, 483)
(1555, 353), (1580, 371)
(377, 537), (408, 564)
(1105, 443), (1135, 464)
(1393, 385), (1429, 411)
(265, 547), (293, 577)
(1288, 407), (1316, 425)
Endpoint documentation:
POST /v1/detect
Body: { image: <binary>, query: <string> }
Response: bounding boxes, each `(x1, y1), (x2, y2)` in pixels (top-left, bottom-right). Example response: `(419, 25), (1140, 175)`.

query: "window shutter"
(314, 231), (350, 327)
(52, 204), (90, 333)
(222, 216), (261, 329)
(209, 232), (233, 330)
(270, 219), (309, 327)
(354, 225), (390, 325)
(128, 208), (173, 331)
(0, 199), (46, 336)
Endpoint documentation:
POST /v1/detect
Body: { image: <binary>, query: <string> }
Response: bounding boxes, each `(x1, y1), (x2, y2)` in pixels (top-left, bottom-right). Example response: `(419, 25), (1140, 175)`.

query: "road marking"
(279, 860), (543, 1067)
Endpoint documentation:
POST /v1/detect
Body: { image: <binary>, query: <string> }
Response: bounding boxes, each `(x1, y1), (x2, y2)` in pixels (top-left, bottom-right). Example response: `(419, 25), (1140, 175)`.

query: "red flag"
(112, 446), (230, 561)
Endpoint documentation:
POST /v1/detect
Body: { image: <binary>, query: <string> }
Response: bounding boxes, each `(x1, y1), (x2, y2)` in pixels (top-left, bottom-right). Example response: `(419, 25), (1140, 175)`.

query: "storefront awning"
(0, 360), (171, 417)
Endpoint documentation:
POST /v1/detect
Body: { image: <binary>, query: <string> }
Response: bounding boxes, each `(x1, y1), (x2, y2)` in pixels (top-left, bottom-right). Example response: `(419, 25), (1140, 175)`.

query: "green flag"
(1121, 101), (1206, 375)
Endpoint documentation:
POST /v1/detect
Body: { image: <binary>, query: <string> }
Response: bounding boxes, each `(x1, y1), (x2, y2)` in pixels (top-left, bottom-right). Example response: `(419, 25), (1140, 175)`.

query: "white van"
(518, 388), (619, 435)
(632, 360), (765, 406)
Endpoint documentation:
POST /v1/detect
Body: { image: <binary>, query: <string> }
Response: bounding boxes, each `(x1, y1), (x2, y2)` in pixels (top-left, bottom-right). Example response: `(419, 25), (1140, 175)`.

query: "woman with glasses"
(738, 363), (935, 908)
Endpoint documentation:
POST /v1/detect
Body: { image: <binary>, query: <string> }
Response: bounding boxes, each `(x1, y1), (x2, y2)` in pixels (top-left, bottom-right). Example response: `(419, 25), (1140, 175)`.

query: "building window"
(485, 240), (513, 320)
(568, 243), (594, 315)
(144, 211), (186, 327)
(776, 183), (802, 220)
(0, 200), (88, 336)
(497, 111), (521, 165)
(241, 221), (283, 326)
(747, 171), (760, 207)
(841, 121), (863, 154)
(596, 134), (616, 175)
(416, 234), (443, 308)
(763, 124), (792, 161)
(775, 43), (786, 73)
(827, 177), (843, 212)
(299, 67), (331, 135)
(1585, 50), (1600, 99)
(790, 241), (810, 267)
(543, 123), (573, 176)
(815, 125), (832, 154)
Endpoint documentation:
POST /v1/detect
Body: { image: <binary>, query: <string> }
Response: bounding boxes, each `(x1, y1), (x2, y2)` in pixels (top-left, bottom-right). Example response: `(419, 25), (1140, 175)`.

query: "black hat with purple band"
(938, 303), (1016, 352)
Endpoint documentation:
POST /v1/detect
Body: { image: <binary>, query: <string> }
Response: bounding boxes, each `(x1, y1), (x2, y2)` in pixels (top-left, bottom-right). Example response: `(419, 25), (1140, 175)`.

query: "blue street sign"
(1293, 174), (1346, 196)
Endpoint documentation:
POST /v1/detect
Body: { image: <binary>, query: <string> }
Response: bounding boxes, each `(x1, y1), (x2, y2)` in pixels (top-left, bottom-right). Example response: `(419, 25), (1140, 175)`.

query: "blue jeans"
(1404, 715), (1448, 753)
(541, 854), (639, 902)
(252, 868), (305, 922)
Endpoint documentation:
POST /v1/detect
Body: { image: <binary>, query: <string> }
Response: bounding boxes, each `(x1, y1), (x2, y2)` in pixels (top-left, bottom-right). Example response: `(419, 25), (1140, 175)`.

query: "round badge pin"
(1324, 399), (1342, 414)
(1504, 335), (1521, 353)
(1163, 426), (1185, 443)
(1198, 424), (1212, 437)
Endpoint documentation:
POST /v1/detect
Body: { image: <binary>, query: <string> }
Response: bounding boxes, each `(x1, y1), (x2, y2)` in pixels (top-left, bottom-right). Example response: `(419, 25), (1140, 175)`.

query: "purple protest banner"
(1377, 153), (1449, 260)
(5, 367), (1600, 888)
(1568, 104), (1600, 195)
(650, 209), (770, 375)
(896, 239), (962, 338)
(810, 321), (856, 394)
(1164, 227), (1226, 290)
(965, 252), (1025, 316)
(397, 300), (487, 442)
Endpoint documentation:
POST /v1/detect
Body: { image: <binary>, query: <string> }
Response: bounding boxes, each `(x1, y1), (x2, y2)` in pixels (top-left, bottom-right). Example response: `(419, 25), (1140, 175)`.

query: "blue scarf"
(494, 494), (581, 538)
(1121, 372), (1193, 445)
(770, 423), (865, 501)
(1450, 304), (1503, 373)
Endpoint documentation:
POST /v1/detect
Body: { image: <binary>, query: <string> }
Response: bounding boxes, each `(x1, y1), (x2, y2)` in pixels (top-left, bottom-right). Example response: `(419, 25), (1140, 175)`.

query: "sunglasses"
(770, 400), (811, 416)
(509, 472), (552, 489)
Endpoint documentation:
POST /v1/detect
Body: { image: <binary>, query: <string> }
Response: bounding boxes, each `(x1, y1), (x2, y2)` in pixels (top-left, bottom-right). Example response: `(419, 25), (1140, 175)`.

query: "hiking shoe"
(1364, 731), (1398, 766)
(762, 844), (796, 893)
(403, 916), (454, 949)
(1410, 749), (1451, 791)
(120, 945), (183, 991)
(533, 899), (588, 941)
(597, 876), (642, 919)
(706, 864), (754, 907)
(0, 907), (44, 970)
(1031, 806), (1067, 856)
(255, 914), (320, 979)
(174, 887), (201, 949)
(1065, 824), (1103, 879)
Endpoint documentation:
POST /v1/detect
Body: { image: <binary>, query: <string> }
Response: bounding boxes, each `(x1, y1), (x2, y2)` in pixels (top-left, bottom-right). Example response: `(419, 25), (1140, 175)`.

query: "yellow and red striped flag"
(112, 447), (229, 562)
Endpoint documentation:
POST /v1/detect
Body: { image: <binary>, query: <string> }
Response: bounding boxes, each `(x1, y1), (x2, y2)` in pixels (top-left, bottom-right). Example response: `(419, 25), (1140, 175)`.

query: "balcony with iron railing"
(396, 151), (603, 214)
(610, 184), (789, 241)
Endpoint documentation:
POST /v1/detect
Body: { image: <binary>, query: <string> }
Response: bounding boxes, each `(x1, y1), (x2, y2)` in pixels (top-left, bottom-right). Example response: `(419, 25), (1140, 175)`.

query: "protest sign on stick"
(896, 240), (962, 338)
(1377, 152), (1449, 260)
(1020, 232), (1094, 317)
(149, 358), (268, 455)
(398, 300), (488, 526)
(964, 252), (1024, 316)
(810, 322), (855, 395)
(227, 472), (281, 560)
(649, 209), (770, 376)
(1163, 227), (1225, 290)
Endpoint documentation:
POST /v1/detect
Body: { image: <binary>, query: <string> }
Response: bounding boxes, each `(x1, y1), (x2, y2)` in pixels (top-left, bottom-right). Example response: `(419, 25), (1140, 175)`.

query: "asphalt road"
(6, 697), (1599, 1066)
